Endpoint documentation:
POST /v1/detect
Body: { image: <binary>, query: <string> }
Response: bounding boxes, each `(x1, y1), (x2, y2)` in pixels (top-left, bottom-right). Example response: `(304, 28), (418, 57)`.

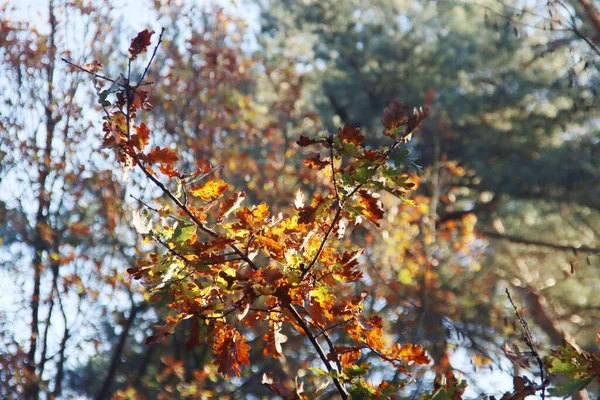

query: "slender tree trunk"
(25, 3), (57, 398)
(94, 303), (142, 400)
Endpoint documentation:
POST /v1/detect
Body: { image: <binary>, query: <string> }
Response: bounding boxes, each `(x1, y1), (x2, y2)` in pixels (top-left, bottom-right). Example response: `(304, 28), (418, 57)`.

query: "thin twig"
(287, 305), (349, 398)
(505, 289), (548, 399)
(136, 27), (166, 88)
(61, 57), (116, 83)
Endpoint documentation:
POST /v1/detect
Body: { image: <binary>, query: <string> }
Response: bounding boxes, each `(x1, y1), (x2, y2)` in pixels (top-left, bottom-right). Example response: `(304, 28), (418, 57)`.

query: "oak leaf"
(129, 29), (155, 61)
(389, 344), (430, 365)
(189, 178), (228, 201)
(146, 146), (178, 166)
(338, 124), (365, 146)
(212, 323), (250, 378)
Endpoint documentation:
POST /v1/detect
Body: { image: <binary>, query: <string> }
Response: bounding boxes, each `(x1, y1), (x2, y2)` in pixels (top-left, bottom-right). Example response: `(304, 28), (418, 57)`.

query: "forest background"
(1, 0), (600, 398)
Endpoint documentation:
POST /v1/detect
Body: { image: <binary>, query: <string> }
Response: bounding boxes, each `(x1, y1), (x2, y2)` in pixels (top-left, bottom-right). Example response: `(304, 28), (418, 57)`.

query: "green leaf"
(173, 224), (195, 243)
(98, 90), (111, 107)
(354, 164), (377, 184)
(343, 363), (370, 378)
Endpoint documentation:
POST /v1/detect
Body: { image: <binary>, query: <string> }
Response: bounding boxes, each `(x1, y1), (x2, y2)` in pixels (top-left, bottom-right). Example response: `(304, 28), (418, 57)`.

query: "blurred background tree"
(0, 1), (148, 398)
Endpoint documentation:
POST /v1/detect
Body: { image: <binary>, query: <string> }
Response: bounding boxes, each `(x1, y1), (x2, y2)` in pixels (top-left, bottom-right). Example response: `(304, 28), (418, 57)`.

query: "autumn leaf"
(131, 122), (150, 152)
(189, 178), (229, 201)
(235, 202), (270, 230)
(381, 99), (429, 141)
(83, 59), (103, 73)
(255, 234), (285, 261)
(389, 344), (430, 366)
(146, 146), (179, 166)
(404, 106), (428, 141)
(212, 323), (251, 378)
(297, 134), (322, 147)
(338, 124), (365, 147)
(333, 346), (362, 368)
(381, 99), (409, 138)
(303, 151), (329, 170)
(263, 321), (288, 359)
(132, 89), (153, 111)
(425, 371), (467, 399)
(146, 313), (191, 344)
(158, 163), (180, 178)
(218, 191), (246, 222)
(355, 190), (385, 226)
(262, 373), (298, 398)
(129, 29), (155, 61)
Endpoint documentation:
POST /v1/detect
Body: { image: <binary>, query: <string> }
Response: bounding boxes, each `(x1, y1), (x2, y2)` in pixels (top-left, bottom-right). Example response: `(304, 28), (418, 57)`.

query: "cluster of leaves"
(77, 28), (600, 399)
(545, 342), (600, 397)
(81, 29), (438, 398)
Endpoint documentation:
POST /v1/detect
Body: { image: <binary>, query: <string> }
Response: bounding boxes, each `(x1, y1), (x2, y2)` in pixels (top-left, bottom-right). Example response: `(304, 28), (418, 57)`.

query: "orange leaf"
(146, 146), (178, 166)
(255, 234), (285, 261)
(235, 202), (269, 230)
(146, 313), (190, 344)
(189, 178), (229, 201)
(389, 344), (430, 365)
(332, 346), (362, 368)
(131, 122), (150, 152)
(212, 323), (250, 378)
(355, 190), (384, 225)
(158, 163), (180, 178)
(303, 151), (329, 170)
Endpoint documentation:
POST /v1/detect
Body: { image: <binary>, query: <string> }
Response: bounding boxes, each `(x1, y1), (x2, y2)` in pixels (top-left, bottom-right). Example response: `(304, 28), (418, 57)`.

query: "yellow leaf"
(189, 178), (228, 201)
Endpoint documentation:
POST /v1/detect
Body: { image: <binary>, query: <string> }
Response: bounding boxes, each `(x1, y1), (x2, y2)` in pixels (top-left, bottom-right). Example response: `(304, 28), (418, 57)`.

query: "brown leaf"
(303, 152), (329, 170)
(403, 106), (429, 141)
(218, 191), (246, 222)
(297, 135), (322, 147)
(83, 59), (103, 73)
(262, 373), (298, 399)
(381, 99), (409, 138)
(263, 321), (288, 359)
(129, 29), (155, 61)
(337, 124), (365, 146)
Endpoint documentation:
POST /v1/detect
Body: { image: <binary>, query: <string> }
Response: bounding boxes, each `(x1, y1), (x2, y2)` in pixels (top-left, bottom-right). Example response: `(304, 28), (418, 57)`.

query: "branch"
(61, 57), (115, 83)
(482, 230), (600, 254)
(137, 163), (260, 272)
(286, 305), (348, 399)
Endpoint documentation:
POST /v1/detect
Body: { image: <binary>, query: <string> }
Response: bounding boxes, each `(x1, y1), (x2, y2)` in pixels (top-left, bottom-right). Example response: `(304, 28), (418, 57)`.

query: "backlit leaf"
(146, 146), (179, 166)
(189, 178), (228, 201)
